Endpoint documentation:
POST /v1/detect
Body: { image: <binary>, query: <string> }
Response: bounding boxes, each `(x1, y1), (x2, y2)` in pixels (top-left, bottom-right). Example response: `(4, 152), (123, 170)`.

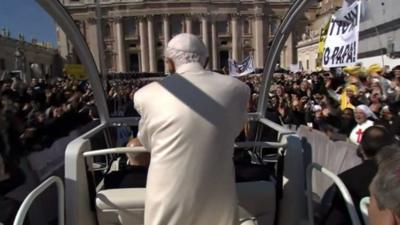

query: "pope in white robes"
(134, 33), (250, 225)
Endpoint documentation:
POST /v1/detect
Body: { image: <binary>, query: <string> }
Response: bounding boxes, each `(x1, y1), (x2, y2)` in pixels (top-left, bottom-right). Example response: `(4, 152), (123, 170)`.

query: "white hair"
(165, 47), (207, 68)
(164, 33), (208, 68)
(371, 145), (400, 216)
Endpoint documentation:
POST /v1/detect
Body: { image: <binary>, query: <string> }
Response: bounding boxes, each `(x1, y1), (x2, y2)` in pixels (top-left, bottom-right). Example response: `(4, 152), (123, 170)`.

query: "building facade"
(357, 0), (400, 68)
(58, 0), (302, 73)
(0, 32), (61, 82)
(296, 0), (342, 72)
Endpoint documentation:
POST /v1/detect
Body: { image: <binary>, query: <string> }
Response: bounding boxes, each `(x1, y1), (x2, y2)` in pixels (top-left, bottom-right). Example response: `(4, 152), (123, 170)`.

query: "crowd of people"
(236, 63), (400, 225)
(0, 74), (155, 194)
(243, 64), (400, 144)
(0, 76), (96, 195)
(4, 62), (399, 165)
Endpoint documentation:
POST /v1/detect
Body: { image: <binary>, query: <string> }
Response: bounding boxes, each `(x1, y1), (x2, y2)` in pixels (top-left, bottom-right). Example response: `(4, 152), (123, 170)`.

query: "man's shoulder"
(339, 160), (377, 184)
(210, 72), (250, 92)
(135, 81), (159, 97)
(133, 81), (161, 107)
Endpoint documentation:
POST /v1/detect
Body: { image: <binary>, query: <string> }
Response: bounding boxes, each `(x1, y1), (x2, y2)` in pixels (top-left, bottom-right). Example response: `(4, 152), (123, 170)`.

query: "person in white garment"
(349, 105), (376, 145)
(133, 33), (250, 225)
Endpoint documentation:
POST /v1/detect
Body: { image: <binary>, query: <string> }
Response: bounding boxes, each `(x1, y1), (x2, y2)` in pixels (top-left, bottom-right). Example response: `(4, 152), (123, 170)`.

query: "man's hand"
(127, 138), (143, 148)
(126, 138), (150, 166)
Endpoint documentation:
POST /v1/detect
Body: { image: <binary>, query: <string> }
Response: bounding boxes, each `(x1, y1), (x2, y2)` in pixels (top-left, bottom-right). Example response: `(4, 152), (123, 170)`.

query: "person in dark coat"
(338, 108), (356, 136)
(375, 105), (400, 140)
(318, 126), (396, 225)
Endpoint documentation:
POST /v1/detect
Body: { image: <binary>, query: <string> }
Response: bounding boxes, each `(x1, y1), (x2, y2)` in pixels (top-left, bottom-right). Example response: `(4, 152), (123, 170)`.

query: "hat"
(343, 65), (365, 76)
(367, 64), (383, 75)
(345, 84), (358, 94)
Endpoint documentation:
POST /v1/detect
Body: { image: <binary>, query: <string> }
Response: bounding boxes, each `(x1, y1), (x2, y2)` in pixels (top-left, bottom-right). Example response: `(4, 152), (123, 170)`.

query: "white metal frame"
(82, 147), (147, 157)
(306, 163), (362, 225)
(13, 176), (64, 225)
(36, 0), (110, 123)
(360, 197), (370, 225)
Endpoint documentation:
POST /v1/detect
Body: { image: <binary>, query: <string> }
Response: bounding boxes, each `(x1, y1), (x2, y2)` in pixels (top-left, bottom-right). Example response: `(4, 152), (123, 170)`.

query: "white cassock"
(349, 120), (374, 145)
(134, 62), (250, 225)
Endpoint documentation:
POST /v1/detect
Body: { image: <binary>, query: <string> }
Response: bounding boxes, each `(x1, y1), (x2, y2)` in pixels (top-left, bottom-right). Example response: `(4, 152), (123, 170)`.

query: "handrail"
(259, 118), (295, 136)
(306, 163), (362, 225)
(82, 142), (286, 158)
(13, 176), (64, 225)
(234, 141), (287, 149)
(360, 197), (370, 225)
(83, 147), (147, 157)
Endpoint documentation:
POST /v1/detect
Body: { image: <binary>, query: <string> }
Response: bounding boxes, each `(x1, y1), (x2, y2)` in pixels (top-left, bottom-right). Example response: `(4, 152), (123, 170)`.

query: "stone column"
(285, 33), (294, 67)
(147, 16), (157, 72)
(163, 15), (170, 73)
(185, 16), (192, 33)
(115, 17), (126, 72)
(86, 18), (101, 70)
(201, 16), (210, 69)
(254, 15), (265, 68)
(231, 15), (240, 62)
(211, 21), (218, 70)
(139, 17), (149, 72)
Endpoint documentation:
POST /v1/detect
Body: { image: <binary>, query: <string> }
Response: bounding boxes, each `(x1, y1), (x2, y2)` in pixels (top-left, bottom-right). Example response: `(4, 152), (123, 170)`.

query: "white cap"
(167, 33), (208, 58)
(356, 104), (378, 120)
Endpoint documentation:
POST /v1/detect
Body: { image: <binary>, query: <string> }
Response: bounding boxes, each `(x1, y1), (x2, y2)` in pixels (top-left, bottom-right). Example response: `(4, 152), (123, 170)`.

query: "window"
(170, 16), (183, 36)
(219, 50), (229, 69)
(243, 20), (251, 35)
(124, 18), (137, 38)
(155, 19), (163, 37)
(270, 19), (279, 36)
(129, 53), (139, 72)
(105, 52), (114, 70)
(216, 21), (228, 34)
(104, 23), (112, 39)
(306, 59), (309, 70)
(192, 21), (201, 35)
(0, 58), (5, 70)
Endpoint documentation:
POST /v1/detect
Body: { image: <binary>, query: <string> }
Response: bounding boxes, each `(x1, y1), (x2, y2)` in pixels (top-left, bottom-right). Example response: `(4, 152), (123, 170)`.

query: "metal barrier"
(13, 176), (64, 225)
(306, 163), (361, 225)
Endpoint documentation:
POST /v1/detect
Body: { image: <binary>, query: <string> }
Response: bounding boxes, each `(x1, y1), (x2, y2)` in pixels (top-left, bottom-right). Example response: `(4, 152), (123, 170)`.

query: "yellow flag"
(316, 18), (331, 70)
(64, 64), (87, 80)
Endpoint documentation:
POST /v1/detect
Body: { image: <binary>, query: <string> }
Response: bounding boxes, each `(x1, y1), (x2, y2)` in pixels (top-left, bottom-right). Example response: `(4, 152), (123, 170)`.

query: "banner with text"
(322, 1), (361, 68)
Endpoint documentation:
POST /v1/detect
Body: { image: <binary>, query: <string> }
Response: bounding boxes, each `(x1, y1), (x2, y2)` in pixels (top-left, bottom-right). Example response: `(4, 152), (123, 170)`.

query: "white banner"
(290, 64), (301, 72)
(229, 56), (255, 77)
(322, 1), (361, 68)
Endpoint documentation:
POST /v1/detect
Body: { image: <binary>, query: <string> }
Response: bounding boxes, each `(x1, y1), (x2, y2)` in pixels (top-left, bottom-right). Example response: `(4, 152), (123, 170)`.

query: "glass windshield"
(2, 0), (400, 129)
(55, 0), (303, 118)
